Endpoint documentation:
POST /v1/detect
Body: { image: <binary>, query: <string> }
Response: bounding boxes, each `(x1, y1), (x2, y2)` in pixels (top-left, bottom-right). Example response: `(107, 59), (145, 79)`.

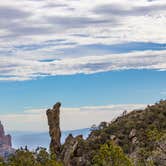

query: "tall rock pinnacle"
(46, 102), (61, 154)
(0, 121), (14, 158)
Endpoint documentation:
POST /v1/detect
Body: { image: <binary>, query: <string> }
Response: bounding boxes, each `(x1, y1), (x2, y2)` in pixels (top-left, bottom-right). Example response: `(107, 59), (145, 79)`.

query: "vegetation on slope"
(0, 147), (62, 166)
(67, 100), (166, 165)
(0, 100), (166, 166)
(92, 141), (133, 166)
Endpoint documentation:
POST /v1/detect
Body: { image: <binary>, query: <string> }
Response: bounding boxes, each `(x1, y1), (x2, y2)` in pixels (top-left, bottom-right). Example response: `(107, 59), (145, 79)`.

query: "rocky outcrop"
(129, 129), (136, 139)
(61, 134), (83, 166)
(0, 121), (14, 158)
(129, 129), (138, 145)
(46, 103), (86, 165)
(46, 102), (61, 155)
(46, 100), (166, 166)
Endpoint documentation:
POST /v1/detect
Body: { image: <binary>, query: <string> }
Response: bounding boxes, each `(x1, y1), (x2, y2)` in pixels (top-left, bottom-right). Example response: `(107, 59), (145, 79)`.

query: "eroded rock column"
(46, 102), (61, 154)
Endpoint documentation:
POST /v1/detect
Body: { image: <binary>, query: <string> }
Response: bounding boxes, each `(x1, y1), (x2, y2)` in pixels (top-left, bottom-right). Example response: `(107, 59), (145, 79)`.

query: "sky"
(0, 0), (166, 132)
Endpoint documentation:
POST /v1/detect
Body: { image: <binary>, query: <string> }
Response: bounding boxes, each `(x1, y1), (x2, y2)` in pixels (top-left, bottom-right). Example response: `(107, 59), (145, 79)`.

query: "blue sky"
(0, 69), (166, 114)
(0, 0), (166, 131)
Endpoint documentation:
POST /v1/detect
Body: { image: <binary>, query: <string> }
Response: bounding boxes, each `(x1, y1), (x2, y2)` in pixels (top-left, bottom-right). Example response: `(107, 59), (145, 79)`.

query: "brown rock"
(61, 134), (83, 166)
(46, 102), (61, 154)
(0, 121), (14, 158)
(4, 135), (12, 147)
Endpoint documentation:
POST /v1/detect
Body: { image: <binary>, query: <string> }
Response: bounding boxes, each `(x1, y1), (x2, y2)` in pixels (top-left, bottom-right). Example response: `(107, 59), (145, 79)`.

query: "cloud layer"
(0, 104), (146, 132)
(0, 0), (166, 80)
(0, 50), (166, 81)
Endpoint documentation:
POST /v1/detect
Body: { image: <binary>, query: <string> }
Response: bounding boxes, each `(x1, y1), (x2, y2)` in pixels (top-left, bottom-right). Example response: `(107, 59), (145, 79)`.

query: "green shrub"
(92, 141), (133, 166)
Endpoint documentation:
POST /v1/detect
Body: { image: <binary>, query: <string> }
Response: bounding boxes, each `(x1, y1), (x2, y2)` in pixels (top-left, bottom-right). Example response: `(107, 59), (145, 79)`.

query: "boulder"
(129, 129), (137, 139)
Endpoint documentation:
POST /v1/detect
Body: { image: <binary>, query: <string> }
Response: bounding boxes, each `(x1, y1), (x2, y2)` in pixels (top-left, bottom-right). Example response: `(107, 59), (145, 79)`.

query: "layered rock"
(0, 121), (14, 158)
(46, 102), (61, 154)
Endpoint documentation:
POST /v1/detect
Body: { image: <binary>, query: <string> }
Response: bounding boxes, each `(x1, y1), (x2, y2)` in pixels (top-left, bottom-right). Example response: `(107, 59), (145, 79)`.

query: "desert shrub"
(0, 157), (5, 166)
(92, 141), (133, 166)
(6, 148), (62, 166)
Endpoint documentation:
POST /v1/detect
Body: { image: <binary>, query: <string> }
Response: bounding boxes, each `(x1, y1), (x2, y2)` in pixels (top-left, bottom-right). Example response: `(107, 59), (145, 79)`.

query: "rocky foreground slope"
(47, 100), (166, 166)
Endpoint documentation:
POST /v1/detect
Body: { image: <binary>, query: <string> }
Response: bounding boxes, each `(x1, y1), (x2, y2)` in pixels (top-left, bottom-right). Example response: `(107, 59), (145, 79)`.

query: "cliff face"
(0, 121), (14, 158)
(46, 102), (61, 155)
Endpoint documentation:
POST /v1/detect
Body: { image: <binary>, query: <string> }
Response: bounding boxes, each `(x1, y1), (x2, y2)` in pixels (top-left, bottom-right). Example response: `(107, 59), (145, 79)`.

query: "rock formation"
(46, 102), (61, 154)
(61, 134), (83, 166)
(46, 103), (85, 165)
(46, 100), (166, 166)
(0, 121), (14, 158)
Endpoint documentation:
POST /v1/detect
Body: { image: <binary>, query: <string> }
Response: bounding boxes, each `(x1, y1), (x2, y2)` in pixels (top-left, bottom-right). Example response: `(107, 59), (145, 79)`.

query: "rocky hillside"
(1, 100), (165, 166)
(47, 100), (166, 166)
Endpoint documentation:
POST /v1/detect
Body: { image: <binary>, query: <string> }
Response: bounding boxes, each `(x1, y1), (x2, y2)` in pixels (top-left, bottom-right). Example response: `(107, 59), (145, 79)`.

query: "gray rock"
(129, 129), (137, 139)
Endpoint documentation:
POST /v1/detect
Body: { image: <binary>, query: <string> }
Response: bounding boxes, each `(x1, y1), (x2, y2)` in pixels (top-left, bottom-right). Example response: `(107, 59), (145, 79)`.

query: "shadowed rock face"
(46, 102), (61, 154)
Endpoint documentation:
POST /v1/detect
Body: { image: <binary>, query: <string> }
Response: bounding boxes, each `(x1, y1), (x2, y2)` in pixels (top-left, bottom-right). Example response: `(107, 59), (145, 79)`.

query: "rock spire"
(46, 102), (61, 154)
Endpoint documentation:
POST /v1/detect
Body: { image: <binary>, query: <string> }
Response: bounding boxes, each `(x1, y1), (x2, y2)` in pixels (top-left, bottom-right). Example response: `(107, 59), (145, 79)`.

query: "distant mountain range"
(10, 128), (90, 150)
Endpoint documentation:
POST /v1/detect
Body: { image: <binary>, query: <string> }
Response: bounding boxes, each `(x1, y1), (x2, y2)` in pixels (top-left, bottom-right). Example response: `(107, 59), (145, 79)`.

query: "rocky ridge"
(46, 100), (166, 166)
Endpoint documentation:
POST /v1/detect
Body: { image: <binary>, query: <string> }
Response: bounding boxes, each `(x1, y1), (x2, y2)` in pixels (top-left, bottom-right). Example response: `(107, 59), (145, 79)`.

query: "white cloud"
(0, 0), (166, 81)
(0, 0), (165, 44)
(0, 50), (166, 81)
(0, 104), (146, 132)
